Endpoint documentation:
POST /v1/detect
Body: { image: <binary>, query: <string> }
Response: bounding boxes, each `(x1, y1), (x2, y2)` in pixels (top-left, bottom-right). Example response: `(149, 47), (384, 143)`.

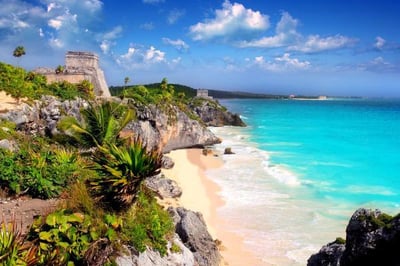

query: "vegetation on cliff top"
(0, 61), (94, 101)
(0, 93), (174, 264)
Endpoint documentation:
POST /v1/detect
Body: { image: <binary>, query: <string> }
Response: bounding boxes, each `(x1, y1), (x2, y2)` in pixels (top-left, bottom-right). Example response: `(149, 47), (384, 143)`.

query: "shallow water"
(207, 99), (400, 265)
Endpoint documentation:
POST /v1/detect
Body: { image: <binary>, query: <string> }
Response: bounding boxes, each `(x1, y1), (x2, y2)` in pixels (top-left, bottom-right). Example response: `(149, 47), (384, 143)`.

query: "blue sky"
(0, 0), (399, 97)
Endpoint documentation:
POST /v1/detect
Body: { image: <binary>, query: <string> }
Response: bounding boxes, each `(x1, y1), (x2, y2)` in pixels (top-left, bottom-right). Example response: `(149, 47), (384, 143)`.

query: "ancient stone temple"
(35, 51), (111, 97)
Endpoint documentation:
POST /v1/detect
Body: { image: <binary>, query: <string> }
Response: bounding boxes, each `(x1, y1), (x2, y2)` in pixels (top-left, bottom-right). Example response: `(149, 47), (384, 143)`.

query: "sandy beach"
(163, 148), (263, 266)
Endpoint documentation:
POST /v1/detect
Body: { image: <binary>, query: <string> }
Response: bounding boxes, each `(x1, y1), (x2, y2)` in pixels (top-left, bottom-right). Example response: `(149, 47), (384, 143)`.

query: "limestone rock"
(224, 147), (234, 154)
(169, 207), (222, 266)
(190, 99), (246, 127)
(162, 156), (175, 169)
(115, 235), (195, 266)
(308, 208), (400, 266)
(0, 139), (17, 152)
(125, 103), (221, 152)
(144, 174), (182, 199)
(308, 240), (345, 266)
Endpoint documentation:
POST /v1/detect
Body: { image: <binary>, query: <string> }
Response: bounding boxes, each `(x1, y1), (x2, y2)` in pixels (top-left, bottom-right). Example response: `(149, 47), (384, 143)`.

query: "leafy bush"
(0, 61), (96, 101)
(122, 189), (174, 256)
(0, 141), (82, 199)
(28, 209), (95, 265)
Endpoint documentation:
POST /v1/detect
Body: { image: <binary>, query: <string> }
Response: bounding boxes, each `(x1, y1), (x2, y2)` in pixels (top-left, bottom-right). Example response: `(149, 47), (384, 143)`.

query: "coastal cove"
(205, 98), (400, 265)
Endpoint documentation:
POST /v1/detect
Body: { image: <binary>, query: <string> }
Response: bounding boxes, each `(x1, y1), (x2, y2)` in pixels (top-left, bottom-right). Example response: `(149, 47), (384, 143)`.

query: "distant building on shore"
(197, 89), (212, 99)
(34, 51), (110, 97)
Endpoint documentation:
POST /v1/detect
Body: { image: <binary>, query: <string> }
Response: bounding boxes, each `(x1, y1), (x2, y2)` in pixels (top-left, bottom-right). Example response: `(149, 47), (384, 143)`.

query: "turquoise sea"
(208, 99), (400, 265)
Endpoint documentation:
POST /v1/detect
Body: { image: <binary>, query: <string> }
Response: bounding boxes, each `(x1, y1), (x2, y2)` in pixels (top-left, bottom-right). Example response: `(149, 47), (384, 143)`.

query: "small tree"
(55, 65), (65, 74)
(124, 77), (130, 87)
(12, 46), (26, 103)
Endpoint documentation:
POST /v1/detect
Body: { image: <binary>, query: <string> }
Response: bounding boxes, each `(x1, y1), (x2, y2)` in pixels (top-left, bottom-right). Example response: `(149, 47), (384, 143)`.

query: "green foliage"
(55, 65), (64, 74)
(122, 189), (174, 256)
(0, 119), (16, 139)
(0, 139), (82, 199)
(334, 237), (346, 245)
(88, 138), (162, 210)
(358, 212), (394, 230)
(0, 61), (96, 101)
(28, 209), (95, 265)
(0, 218), (38, 266)
(13, 46), (26, 58)
(58, 101), (135, 149)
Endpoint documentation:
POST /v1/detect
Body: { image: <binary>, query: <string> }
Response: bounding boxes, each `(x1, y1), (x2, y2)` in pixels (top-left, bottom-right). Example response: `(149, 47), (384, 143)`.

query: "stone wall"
(34, 51), (111, 97)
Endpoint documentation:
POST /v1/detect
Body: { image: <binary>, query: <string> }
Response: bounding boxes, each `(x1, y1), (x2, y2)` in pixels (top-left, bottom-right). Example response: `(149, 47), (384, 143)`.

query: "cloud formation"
(252, 53), (310, 72)
(162, 38), (189, 52)
(358, 56), (397, 73)
(167, 9), (185, 25)
(238, 12), (299, 48)
(189, 0), (269, 41)
(289, 34), (356, 53)
(374, 36), (385, 50)
(117, 45), (171, 69)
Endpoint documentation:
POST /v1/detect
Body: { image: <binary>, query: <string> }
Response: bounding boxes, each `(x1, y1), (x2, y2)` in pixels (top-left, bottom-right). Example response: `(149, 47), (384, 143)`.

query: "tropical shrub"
(0, 217), (38, 266)
(27, 209), (120, 265)
(0, 141), (82, 199)
(88, 137), (162, 210)
(58, 101), (135, 149)
(122, 189), (174, 256)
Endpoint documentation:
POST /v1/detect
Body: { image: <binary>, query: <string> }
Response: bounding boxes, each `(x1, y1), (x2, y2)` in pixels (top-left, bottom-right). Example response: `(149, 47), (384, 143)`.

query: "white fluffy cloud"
(238, 12), (299, 48)
(162, 38), (189, 52)
(190, 0), (269, 41)
(374, 36), (386, 49)
(253, 53), (310, 71)
(117, 45), (169, 69)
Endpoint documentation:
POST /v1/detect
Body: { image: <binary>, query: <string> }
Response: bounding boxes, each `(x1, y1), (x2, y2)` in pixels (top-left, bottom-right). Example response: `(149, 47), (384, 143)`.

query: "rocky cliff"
(190, 98), (246, 127)
(308, 208), (400, 266)
(0, 96), (222, 151)
(123, 102), (221, 152)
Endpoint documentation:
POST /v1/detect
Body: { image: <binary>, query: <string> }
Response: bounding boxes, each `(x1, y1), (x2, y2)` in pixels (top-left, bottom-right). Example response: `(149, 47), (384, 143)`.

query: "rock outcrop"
(308, 208), (400, 266)
(144, 174), (182, 199)
(169, 207), (222, 266)
(124, 103), (221, 152)
(0, 96), (221, 151)
(0, 96), (87, 136)
(190, 99), (246, 127)
(116, 235), (195, 266)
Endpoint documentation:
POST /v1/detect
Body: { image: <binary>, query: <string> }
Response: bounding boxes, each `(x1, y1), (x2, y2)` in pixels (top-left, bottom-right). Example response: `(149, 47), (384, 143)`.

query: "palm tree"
(13, 46), (26, 60)
(12, 46), (26, 103)
(58, 101), (135, 149)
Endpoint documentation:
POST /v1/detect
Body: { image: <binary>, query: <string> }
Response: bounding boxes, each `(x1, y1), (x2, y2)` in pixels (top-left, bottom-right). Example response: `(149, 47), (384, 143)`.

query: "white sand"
(162, 149), (263, 266)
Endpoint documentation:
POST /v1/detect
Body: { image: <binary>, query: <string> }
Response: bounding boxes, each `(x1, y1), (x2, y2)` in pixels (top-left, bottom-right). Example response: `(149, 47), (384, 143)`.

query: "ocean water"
(207, 99), (400, 265)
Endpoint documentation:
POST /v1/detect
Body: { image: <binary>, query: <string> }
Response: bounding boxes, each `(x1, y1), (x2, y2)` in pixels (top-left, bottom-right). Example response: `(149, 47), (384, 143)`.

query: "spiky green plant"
(0, 217), (38, 266)
(58, 101), (135, 149)
(88, 138), (162, 210)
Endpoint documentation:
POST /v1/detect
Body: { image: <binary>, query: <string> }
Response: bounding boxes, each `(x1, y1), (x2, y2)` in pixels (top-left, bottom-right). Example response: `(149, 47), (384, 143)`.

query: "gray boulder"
(169, 207), (221, 266)
(116, 235), (195, 266)
(144, 174), (182, 199)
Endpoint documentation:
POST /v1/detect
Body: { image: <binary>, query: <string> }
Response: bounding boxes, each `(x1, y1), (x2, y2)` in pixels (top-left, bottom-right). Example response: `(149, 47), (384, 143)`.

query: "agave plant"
(58, 101), (135, 149)
(88, 137), (162, 210)
(0, 217), (37, 266)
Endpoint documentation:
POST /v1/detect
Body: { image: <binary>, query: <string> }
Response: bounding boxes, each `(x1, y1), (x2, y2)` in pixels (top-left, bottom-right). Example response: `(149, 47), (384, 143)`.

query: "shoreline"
(162, 148), (263, 266)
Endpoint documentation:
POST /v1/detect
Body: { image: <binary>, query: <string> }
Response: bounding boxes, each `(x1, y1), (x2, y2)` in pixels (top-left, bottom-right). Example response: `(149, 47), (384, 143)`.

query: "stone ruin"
(34, 51), (111, 97)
